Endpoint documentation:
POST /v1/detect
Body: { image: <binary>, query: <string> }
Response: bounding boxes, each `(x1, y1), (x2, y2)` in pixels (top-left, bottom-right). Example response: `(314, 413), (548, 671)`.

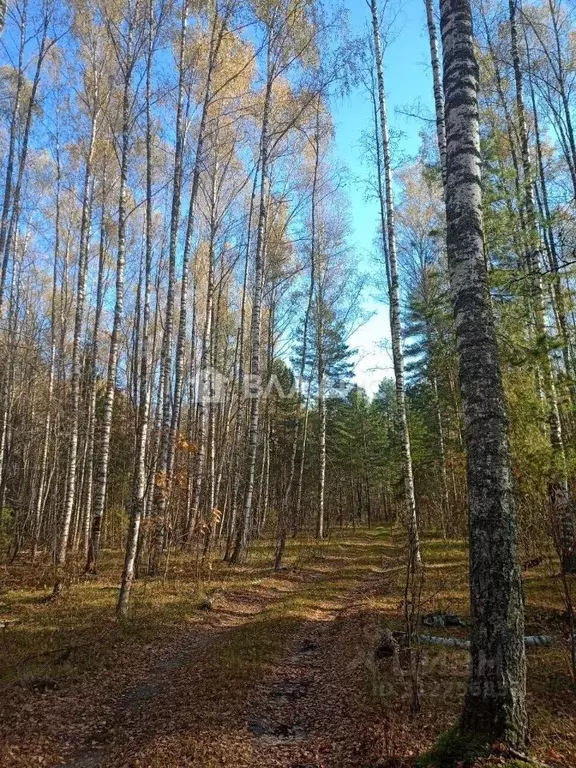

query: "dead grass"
(0, 536), (344, 684)
(354, 529), (576, 767)
(1, 527), (575, 768)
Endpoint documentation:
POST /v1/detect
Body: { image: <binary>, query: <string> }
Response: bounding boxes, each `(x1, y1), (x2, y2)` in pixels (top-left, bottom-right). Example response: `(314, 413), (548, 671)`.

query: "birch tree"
(424, 0), (447, 187)
(508, 0), (575, 572)
(369, 0), (421, 564)
(56, 74), (100, 567)
(440, 0), (528, 747)
(86, 0), (146, 573)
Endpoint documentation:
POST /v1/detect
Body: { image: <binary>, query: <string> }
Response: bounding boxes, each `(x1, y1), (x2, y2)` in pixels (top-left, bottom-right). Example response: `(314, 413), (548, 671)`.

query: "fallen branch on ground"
(399, 634), (553, 649)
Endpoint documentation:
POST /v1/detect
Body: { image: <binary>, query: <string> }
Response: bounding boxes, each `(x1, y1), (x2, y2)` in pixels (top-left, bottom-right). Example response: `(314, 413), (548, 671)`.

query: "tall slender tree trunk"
(56, 112), (97, 567)
(224, 162), (258, 559)
(0, 258), (21, 512)
(86, 57), (133, 574)
(32, 126), (62, 559)
(432, 375), (450, 537)
(509, 0), (575, 571)
(0, 0), (26, 311)
(190, 209), (216, 542)
(294, 382), (311, 536)
(317, 338), (326, 539)
(82, 170), (108, 554)
(424, 0), (447, 187)
(440, 0), (527, 746)
(548, 0), (576, 190)
(370, 0), (421, 565)
(118, 3), (155, 615)
(150, 0), (189, 573)
(532, 88), (574, 387)
(275, 102), (320, 566)
(214, 328), (238, 515)
(0, 14), (50, 310)
(230, 52), (273, 564)
(425, 0), (455, 537)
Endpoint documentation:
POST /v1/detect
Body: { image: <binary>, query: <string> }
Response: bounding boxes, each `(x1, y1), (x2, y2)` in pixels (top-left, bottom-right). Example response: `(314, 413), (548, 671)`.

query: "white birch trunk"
(370, 0), (421, 565)
(56, 112), (97, 566)
(87, 53), (133, 574)
(230, 53), (273, 564)
(440, 0), (527, 745)
(424, 0), (447, 187)
(118, 2), (155, 614)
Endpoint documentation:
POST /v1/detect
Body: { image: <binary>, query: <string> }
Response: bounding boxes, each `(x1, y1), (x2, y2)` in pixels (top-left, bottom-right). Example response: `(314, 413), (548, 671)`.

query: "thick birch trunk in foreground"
(370, 0), (421, 565)
(440, 0), (527, 746)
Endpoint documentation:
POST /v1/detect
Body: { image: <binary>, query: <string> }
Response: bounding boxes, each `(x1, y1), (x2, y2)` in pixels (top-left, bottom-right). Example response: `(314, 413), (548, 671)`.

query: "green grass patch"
(416, 727), (491, 767)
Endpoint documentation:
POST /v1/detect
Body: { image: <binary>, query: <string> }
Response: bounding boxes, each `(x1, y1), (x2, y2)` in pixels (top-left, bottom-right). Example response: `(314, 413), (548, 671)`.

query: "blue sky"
(333, 0), (436, 395)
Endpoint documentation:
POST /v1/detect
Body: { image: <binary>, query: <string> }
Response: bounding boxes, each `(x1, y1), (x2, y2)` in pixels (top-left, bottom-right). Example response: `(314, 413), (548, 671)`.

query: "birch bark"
(370, 0), (421, 564)
(440, 0), (527, 744)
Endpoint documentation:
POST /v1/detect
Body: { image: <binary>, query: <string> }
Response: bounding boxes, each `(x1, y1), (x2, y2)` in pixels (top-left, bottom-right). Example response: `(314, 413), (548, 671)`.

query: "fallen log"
(0, 618), (20, 631)
(415, 635), (469, 649)
(406, 634), (553, 650)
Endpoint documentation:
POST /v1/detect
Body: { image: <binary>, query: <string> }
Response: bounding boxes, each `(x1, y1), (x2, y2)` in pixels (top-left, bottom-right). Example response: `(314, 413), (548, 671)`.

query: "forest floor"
(0, 528), (575, 768)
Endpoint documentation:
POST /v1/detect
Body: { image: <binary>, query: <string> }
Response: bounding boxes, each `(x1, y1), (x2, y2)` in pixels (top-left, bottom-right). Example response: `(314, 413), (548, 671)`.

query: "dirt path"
(2, 543), (389, 768)
(6, 534), (576, 768)
(86, 566), (385, 768)
(243, 578), (385, 768)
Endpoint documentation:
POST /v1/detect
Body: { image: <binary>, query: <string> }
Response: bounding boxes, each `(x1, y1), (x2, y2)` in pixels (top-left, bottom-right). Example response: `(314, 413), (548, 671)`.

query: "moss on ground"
(415, 727), (491, 767)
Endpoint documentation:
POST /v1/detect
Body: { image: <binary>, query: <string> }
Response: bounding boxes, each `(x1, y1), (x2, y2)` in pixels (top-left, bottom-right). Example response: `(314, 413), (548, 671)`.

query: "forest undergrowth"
(0, 527), (574, 768)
